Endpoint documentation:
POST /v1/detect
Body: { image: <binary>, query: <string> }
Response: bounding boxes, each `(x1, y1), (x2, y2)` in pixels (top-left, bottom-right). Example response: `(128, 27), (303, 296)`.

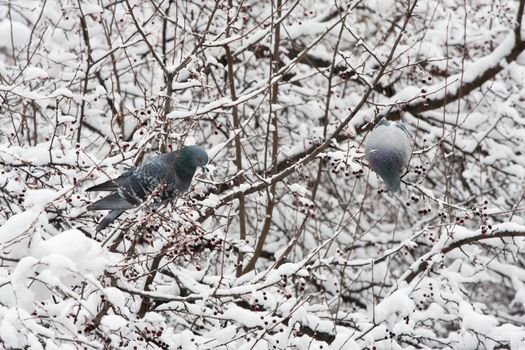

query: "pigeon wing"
(96, 209), (126, 231)
(88, 192), (135, 210)
(135, 154), (186, 200)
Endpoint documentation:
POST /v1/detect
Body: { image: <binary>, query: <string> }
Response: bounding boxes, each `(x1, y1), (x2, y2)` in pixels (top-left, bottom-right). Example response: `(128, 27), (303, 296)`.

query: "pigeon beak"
(202, 166), (209, 173)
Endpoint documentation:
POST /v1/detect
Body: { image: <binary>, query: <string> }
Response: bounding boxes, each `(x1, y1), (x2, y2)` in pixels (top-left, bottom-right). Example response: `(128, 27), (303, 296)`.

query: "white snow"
(81, 3), (103, 15)
(0, 21), (31, 49)
(23, 67), (49, 81)
(0, 1), (524, 349)
(0, 210), (40, 244)
(100, 315), (128, 331)
(374, 288), (415, 323)
(23, 189), (58, 209)
(30, 229), (114, 276)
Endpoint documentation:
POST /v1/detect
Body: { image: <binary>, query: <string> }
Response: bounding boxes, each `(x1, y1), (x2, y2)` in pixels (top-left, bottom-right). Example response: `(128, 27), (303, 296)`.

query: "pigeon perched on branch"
(87, 145), (208, 230)
(365, 118), (412, 192)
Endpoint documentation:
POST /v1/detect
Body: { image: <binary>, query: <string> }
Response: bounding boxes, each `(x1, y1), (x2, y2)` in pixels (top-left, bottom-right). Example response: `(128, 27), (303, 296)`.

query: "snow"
(167, 98), (228, 119)
(210, 325), (237, 344)
(103, 287), (127, 311)
(10, 256), (40, 309)
(100, 315), (127, 331)
(23, 189), (58, 209)
(0, 1), (524, 349)
(329, 334), (360, 350)
(23, 67), (49, 81)
(222, 304), (264, 328)
(30, 229), (114, 276)
(289, 183), (308, 195)
(0, 84), (45, 100)
(57, 115), (76, 123)
(367, 0), (395, 15)
(81, 3), (103, 15)
(0, 20), (30, 49)
(0, 210), (40, 244)
(1, 308), (28, 349)
(47, 51), (78, 63)
(199, 193), (220, 207)
(459, 303), (498, 333)
(172, 80), (202, 90)
(374, 288), (415, 323)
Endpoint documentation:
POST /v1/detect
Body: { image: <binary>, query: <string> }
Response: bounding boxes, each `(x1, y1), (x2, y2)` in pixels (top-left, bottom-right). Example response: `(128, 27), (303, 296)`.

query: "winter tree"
(1, 0), (525, 348)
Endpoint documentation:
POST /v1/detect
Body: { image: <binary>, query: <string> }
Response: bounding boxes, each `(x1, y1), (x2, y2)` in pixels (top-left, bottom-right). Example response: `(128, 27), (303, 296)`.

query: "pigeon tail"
(86, 180), (120, 192)
(383, 174), (401, 192)
(96, 209), (125, 231)
(88, 192), (134, 210)
(86, 169), (134, 192)
(372, 160), (402, 192)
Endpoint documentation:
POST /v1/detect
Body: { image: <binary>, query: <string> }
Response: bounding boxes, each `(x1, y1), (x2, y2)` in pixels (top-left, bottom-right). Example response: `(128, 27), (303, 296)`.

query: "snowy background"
(1, 0), (525, 349)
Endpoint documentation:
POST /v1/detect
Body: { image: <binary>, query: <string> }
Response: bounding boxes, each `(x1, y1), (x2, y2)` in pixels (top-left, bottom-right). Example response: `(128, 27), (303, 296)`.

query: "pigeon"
(365, 118), (412, 192)
(87, 145), (208, 230)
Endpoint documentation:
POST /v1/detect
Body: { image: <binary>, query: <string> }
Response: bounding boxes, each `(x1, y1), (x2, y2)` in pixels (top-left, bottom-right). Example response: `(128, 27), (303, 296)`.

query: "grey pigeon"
(365, 118), (412, 192)
(87, 145), (208, 230)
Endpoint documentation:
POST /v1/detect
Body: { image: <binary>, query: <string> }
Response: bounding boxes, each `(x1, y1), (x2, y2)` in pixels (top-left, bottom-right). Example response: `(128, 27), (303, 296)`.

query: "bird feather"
(365, 119), (412, 192)
(86, 145), (208, 230)
(88, 192), (136, 210)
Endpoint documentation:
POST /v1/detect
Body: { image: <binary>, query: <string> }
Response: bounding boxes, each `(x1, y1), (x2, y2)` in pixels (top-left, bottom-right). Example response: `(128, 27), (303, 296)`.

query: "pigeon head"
(176, 145), (209, 169)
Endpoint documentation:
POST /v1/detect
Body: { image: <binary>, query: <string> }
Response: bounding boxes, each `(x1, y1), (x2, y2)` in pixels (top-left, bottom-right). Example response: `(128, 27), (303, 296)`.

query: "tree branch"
(404, 228), (525, 283)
